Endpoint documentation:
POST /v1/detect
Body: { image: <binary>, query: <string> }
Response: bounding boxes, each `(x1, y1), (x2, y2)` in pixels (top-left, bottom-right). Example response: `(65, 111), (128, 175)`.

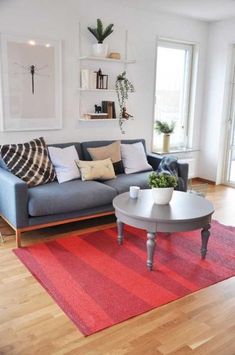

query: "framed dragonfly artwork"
(0, 34), (62, 131)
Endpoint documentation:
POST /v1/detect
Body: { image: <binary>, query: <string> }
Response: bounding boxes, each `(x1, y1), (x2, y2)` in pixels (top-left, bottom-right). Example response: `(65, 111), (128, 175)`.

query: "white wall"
(0, 0), (208, 159)
(199, 18), (235, 183)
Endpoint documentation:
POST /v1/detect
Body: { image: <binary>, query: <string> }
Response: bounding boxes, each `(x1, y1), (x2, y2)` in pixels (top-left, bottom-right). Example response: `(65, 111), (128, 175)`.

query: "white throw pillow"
(48, 145), (80, 183)
(121, 142), (152, 174)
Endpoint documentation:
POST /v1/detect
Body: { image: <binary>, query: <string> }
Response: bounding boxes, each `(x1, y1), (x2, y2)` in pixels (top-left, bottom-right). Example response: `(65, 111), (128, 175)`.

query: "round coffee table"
(113, 190), (214, 271)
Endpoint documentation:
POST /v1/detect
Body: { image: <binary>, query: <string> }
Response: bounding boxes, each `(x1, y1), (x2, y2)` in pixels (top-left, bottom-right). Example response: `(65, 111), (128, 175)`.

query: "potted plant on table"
(155, 120), (176, 153)
(115, 71), (135, 134)
(148, 172), (178, 204)
(88, 19), (114, 58)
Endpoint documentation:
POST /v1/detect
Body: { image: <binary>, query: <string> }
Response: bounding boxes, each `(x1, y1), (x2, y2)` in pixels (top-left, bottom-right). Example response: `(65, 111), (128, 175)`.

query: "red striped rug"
(13, 220), (235, 336)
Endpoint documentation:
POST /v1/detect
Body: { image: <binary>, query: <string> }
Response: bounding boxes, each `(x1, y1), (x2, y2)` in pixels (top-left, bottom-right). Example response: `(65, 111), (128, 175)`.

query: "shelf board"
(78, 88), (116, 92)
(78, 56), (136, 64)
(79, 118), (117, 122)
(79, 117), (134, 122)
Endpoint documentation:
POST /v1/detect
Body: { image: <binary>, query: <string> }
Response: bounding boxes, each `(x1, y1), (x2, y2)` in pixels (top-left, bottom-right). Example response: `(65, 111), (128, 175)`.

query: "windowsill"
(152, 148), (200, 155)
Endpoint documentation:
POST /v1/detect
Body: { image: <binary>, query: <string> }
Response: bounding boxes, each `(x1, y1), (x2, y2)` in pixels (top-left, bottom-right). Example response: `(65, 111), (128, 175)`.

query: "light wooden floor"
(1, 184), (235, 354)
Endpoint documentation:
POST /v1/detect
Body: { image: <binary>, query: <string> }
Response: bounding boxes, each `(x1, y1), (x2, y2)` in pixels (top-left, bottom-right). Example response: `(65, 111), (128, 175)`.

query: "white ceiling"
(125, 0), (235, 22)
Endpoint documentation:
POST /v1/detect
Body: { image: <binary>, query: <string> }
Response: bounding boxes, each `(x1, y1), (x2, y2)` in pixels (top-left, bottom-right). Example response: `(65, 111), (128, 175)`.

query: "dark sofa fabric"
(103, 171), (151, 194)
(0, 139), (189, 232)
(28, 180), (117, 217)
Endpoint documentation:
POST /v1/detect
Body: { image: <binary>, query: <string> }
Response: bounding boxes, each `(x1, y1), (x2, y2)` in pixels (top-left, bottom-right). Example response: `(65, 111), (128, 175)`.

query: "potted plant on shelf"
(148, 172), (178, 204)
(88, 19), (114, 58)
(115, 71), (134, 133)
(155, 120), (176, 153)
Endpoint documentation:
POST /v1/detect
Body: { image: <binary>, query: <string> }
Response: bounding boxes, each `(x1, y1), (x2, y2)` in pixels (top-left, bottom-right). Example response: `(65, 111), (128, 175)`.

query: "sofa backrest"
(81, 139), (146, 161)
(0, 139), (146, 170)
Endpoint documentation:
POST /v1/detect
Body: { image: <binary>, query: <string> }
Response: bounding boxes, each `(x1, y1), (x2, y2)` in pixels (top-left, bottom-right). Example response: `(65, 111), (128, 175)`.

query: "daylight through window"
(153, 40), (193, 152)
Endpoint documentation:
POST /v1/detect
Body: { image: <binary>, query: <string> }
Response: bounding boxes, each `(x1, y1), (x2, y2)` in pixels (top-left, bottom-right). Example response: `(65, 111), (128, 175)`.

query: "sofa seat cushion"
(28, 180), (117, 217)
(103, 171), (151, 194)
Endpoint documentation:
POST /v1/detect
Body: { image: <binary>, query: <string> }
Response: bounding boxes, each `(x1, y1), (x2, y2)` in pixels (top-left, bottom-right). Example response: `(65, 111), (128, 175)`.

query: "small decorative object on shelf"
(88, 19), (114, 58)
(95, 68), (108, 89)
(148, 172), (178, 205)
(115, 71), (134, 133)
(102, 101), (116, 118)
(122, 107), (133, 119)
(155, 120), (176, 153)
(108, 52), (121, 60)
(94, 104), (102, 113)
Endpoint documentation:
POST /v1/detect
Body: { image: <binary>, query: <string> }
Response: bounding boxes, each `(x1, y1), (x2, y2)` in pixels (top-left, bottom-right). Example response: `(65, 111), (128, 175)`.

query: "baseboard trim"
(191, 177), (216, 185)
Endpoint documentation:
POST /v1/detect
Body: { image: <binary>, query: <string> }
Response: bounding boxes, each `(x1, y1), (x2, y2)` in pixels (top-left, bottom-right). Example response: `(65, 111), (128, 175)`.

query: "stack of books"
(102, 101), (116, 119)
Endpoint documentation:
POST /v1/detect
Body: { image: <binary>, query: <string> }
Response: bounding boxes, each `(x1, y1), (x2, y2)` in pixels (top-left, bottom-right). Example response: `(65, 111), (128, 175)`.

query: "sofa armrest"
(147, 153), (189, 192)
(147, 154), (162, 170)
(178, 163), (189, 192)
(0, 168), (29, 228)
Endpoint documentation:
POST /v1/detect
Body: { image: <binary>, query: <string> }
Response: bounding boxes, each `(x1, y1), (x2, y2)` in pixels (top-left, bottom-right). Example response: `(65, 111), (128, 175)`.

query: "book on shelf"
(80, 69), (97, 90)
(83, 113), (109, 119)
(102, 101), (116, 119)
(80, 69), (90, 89)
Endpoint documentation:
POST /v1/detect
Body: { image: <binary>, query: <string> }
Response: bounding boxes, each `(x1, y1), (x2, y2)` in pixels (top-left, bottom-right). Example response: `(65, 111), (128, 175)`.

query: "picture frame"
(0, 34), (62, 131)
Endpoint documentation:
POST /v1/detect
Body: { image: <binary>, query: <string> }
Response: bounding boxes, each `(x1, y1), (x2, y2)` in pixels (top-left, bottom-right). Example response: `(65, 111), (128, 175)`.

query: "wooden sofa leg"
(16, 230), (21, 248)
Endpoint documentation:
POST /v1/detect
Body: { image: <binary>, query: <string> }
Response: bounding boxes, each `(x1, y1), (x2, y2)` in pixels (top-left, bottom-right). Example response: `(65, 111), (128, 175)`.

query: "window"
(152, 40), (194, 152)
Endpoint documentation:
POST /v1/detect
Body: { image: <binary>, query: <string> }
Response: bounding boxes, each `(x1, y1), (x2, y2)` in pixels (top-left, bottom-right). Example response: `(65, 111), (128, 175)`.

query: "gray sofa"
(0, 139), (188, 247)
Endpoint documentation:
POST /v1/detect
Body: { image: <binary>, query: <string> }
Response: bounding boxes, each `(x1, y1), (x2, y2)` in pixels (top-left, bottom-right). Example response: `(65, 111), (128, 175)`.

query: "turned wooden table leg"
(146, 232), (156, 271)
(0, 232), (4, 244)
(201, 224), (211, 258)
(117, 219), (124, 245)
(16, 230), (21, 248)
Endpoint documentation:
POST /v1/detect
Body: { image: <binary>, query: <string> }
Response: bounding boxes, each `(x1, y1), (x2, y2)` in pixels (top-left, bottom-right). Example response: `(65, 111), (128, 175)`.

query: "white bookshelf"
(78, 56), (136, 64)
(78, 118), (117, 122)
(78, 25), (135, 124)
(78, 88), (116, 92)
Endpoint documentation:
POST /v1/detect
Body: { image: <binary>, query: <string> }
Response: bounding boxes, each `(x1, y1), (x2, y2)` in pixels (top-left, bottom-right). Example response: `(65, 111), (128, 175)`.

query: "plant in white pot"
(148, 172), (178, 205)
(88, 19), (114, 58)
(155, 121), (176, 153)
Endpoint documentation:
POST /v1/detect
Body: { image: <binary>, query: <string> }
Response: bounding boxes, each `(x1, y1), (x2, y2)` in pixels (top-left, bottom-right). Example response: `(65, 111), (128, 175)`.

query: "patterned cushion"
(87, 140), (124, 175)
(0, 137), (56, 187)
(76, 158), (116, 181)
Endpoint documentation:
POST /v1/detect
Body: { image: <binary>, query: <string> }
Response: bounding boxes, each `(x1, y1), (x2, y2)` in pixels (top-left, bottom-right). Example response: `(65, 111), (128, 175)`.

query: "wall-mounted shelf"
(78, 88), (116, 92)
(79, 118), (117, 122)
(78, 25), (135, 127)
(79, 117), (134, 122)
(78, 56), (136, 64)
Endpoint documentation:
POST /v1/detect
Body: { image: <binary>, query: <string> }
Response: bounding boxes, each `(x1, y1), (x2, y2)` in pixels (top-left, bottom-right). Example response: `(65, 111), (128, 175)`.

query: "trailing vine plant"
(115, 71), (134, 134)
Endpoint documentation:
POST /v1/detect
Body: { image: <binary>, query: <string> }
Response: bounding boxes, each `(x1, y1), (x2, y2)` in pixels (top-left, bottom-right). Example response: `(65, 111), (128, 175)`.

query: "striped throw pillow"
(0, 137), (56, 187)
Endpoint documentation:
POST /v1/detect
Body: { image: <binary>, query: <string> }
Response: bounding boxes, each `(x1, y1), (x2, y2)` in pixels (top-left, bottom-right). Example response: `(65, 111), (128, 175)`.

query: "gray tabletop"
(113, 190), (214, 224)
(113, 190), (214, 270)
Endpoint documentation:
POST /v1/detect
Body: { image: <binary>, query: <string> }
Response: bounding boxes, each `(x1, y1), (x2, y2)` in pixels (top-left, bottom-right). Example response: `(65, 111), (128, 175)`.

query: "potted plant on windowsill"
(148, 172), (178, 204)
(88, 19), (114, 58)
(155, 121), (176, 153)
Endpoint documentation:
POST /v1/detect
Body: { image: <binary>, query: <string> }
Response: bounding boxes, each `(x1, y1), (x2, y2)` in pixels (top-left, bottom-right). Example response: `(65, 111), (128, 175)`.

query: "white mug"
(129, 186), (140, 199)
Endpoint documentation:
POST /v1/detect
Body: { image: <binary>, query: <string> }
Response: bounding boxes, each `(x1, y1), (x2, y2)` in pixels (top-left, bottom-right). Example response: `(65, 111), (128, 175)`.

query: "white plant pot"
(92, 43), (108, 58)
(152, 187), (174, 205)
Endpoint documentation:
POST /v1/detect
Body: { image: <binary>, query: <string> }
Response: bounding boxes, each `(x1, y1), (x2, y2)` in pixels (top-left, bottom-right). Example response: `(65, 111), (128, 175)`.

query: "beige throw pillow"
(87, 141), (124, 175)
(76, 158), (116, 181)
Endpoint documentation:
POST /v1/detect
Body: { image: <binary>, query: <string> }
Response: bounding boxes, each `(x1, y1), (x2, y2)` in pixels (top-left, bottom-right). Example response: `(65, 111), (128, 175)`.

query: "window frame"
(152, 38), (194, 152)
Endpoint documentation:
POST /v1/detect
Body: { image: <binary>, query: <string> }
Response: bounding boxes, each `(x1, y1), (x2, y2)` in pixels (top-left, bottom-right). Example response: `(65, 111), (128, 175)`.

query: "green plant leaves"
(115, 71), (135, 133)
(155, 120), (176, 134)
(87, 19), (114, 43)
(148, 172), (178, 188)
